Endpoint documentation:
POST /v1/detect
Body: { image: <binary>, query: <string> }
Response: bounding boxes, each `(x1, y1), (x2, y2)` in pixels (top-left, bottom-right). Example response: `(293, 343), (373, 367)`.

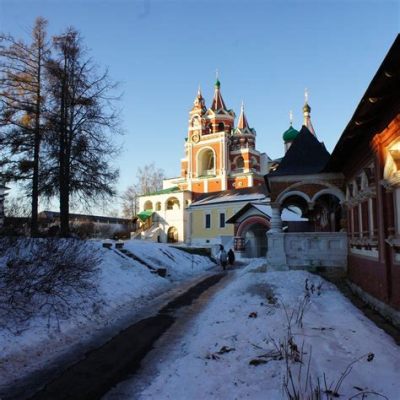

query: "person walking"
(227, 248), (235, 266)
(218, 245), (228, 271)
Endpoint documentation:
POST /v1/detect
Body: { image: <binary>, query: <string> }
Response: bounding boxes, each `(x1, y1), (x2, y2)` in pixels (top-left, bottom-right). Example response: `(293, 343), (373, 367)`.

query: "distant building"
(38, 211), (135, 238)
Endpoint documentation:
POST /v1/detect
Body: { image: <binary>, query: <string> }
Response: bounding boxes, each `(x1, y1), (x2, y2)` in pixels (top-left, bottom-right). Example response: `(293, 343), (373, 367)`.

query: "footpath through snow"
(0, 240), (216, 394)
(106, 259), (400, 400)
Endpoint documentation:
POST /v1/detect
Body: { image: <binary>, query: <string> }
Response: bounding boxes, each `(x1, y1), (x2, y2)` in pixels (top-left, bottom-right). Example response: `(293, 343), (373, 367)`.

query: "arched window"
(218, 122), (225, 132)
(143, 200), (153, 211)
(198, 148), (215, 176)
(166, 197), (180, 210)
(191, 116), (200, 128)
(236, 156), (244, 169)
(155, 202), (161, 211)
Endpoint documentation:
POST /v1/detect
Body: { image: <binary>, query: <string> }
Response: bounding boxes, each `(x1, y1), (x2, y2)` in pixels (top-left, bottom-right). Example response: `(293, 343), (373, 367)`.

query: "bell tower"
(180, 79), (234, 193)
(175, 78), (267, 194)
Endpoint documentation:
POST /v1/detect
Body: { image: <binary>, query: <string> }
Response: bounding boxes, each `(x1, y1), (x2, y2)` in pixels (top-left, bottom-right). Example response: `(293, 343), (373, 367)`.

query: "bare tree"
(121, 164), (165, 217)
(0, 17), (50, 236)
(136, 163), (165, 195)
(41, 28), (120, 236)
(120, 184), (139, 218)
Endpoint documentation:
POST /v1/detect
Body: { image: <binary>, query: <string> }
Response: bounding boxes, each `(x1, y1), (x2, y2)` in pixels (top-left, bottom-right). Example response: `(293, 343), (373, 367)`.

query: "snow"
(106, 260), (400, 400)
(190, 193), (267, 206)
(0, 240), (215, 391)
(2, 245), (400, 399)
(252, 203), (308, 221)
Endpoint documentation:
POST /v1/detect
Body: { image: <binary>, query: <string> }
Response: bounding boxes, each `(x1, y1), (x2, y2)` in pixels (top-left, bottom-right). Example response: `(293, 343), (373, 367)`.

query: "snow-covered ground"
(106, 259), (400, 400)
(0, 240), (215, 391)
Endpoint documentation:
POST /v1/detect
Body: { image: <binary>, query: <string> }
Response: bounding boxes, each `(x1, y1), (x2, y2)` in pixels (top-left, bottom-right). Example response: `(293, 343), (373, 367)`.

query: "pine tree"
(42, 28), (120, 236)
(0, 17), (49, 236)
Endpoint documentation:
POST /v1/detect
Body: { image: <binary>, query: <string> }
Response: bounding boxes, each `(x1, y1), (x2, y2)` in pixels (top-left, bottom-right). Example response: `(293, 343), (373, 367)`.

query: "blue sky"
(1, 0), (399, 212)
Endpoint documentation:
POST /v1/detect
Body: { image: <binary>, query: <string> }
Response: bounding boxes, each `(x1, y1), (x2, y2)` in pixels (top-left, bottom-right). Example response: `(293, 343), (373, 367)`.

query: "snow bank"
(0, 240), (214, 390)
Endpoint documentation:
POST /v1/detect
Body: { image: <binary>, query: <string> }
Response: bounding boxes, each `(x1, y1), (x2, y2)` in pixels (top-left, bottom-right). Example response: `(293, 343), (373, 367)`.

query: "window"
(199, 149), (215, 176)
(218, 122), (224, 132)
(236, 156), (244, 169)
(205, 213), (211, 229)
(166, 197), (180, 210)
(219, 213), (225, 228)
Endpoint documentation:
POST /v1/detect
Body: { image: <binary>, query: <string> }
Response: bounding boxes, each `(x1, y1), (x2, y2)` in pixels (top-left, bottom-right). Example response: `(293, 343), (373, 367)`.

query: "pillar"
(266, 203), (288, 270)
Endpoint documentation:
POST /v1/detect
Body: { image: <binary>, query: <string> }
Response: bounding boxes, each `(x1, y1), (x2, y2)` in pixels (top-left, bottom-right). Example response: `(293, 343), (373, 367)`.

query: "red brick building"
(327, 35), (400, 319)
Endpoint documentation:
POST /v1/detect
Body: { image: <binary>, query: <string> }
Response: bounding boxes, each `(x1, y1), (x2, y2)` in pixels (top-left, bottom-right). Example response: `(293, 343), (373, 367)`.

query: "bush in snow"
(0, 238), (100, 331)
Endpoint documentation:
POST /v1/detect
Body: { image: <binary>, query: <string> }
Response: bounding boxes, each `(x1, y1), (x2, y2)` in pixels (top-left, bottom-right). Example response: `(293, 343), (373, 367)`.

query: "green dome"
(215, 78), (221, 88)
(282, 125), (299, 143)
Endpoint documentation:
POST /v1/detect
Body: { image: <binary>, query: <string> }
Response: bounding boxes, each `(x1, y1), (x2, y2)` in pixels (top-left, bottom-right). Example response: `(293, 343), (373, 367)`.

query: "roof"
(210, 80), (228, 112)
(137, 210), (153, 222)
(327, 35), (400, 171)
(141, 186), (181, 197)
(282, 125), (299, 143)
(267, 125), (330, 177)
(190, 186), (268, 207)
(237, 103), (249, 129)
(226, 202), (308, 223)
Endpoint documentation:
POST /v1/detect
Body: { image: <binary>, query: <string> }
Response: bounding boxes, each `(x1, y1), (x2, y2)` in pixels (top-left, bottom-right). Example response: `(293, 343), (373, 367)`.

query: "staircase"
(118, 248), (167, 277)
(141, 223), (161, 241)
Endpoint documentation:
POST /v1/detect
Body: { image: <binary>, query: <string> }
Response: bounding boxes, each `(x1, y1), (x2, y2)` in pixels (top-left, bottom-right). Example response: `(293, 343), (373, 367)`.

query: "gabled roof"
(190, 186), (268, 207)
(226, 202), (307, 223)
(326, 35), (400, 171)
(267, 125), (330, 177)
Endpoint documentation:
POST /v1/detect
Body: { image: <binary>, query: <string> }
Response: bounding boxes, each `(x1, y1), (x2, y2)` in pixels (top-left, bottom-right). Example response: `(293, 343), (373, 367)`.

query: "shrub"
(0, 238), (100, 331)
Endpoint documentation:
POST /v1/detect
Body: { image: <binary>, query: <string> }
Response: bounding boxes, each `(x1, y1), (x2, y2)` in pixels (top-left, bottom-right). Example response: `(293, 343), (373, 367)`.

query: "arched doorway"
(312, 193), (342, 232)
(236, 216), (270, 258)
(167, 226), (178, 243)
(243, 223), (269, 257)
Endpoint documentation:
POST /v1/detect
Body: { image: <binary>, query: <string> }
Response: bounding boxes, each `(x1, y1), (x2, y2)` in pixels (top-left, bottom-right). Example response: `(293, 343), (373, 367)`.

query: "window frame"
(205, 213), (211, 229)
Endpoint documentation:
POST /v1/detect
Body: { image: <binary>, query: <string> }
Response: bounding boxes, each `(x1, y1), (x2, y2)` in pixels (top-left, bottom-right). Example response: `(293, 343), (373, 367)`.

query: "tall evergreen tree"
(0, 17), (49, 236)
(42, 28), (120, 236)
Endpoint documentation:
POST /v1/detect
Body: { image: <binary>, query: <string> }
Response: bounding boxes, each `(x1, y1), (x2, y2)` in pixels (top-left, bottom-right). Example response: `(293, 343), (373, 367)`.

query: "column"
(269, 203), (283, 233)
(266, 203), (288, 270)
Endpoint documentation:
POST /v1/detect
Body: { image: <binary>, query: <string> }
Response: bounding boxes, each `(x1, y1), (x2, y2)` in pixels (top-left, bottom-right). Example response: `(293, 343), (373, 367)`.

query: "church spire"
(237, 101), (249, 129)
(191, 85), (206, 114)
(210, 72), (227, 112)
(303, 88), (316, 135)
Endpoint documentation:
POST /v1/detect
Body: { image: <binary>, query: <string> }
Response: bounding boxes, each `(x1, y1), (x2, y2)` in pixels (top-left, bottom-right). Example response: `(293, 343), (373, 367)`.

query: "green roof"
(282, 125), (299, 143)
(137, 210), (153, 221)
(141, 186), (181, 197)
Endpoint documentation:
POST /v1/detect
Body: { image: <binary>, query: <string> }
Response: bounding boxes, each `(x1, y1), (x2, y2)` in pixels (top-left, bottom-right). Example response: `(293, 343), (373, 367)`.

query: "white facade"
(138, 190), (192, 243)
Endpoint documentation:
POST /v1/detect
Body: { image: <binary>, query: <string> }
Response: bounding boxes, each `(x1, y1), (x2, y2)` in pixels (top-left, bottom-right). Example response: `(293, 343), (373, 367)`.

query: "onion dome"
(303, 103), (311, 113)
(282, 125), (299, 143)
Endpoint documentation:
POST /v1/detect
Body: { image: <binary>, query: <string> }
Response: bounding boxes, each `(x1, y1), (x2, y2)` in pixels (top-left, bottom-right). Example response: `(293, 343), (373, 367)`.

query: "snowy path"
(0, 241), (217, 399)
(105, 259), (400, 400)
